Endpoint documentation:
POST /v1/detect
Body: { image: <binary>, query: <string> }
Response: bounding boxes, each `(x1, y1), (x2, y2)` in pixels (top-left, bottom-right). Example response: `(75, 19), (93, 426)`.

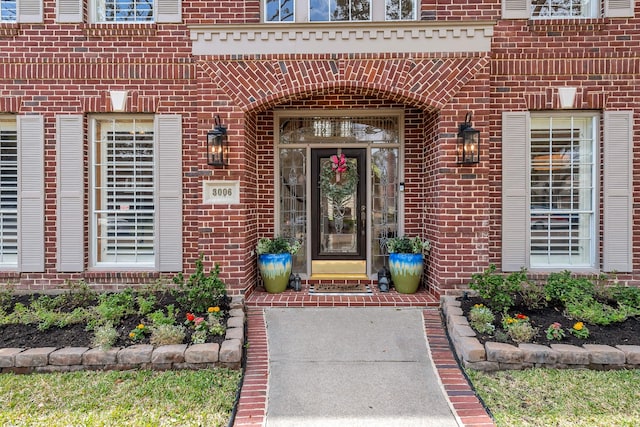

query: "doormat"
(309, 283), (372, 295)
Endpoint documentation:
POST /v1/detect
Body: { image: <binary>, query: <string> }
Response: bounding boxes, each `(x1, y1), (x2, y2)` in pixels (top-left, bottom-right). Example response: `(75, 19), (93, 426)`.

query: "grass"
(0, 368), (242, 426)
(467, 368), (640, 427)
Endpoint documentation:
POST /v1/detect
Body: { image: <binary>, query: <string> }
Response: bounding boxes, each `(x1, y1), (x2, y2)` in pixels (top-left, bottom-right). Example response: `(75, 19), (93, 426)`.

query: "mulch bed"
(0, 292), (230, 349)
(460, 296), (639, 347)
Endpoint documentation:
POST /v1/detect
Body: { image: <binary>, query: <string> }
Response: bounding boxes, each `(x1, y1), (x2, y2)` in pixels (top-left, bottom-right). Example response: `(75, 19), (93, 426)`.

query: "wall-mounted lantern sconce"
(207, 115), (228, 166)
(457, 112), (480, 165)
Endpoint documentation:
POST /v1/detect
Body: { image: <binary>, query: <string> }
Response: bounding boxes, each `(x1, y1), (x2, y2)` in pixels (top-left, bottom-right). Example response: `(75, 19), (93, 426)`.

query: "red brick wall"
(488, 15), (640, 286)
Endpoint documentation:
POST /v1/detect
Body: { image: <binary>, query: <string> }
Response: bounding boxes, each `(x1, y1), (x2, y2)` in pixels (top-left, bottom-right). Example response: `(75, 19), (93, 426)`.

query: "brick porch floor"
(233, 285), (495, 427)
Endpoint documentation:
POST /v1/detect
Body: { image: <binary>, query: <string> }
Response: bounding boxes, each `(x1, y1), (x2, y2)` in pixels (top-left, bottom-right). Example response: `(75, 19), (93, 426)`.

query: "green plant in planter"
(256, 236), (301, 255)
(386, 236), (431, 254)
(385, 236), (430, 294)
(257, 236), (301, 293)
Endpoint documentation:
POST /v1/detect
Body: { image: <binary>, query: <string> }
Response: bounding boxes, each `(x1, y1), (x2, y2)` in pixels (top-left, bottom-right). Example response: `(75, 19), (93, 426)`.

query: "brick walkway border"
(232, 287), (495, 427)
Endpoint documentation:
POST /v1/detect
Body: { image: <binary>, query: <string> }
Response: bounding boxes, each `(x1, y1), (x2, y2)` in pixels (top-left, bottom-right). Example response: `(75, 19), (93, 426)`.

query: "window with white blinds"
(92, 118), (155, 266)
(0, 119), (17, 266)
(530, 114), (596, 267)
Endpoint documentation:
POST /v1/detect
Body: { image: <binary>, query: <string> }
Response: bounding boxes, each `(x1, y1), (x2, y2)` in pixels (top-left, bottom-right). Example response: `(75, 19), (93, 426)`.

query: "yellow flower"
(573, 322), (584, 331)
(137, 324), (145, 329)
(129, 332), (135, 338)
(473, 304), (484, 308)
(208, 306), (220, 313)
(506, 318), (514, 324)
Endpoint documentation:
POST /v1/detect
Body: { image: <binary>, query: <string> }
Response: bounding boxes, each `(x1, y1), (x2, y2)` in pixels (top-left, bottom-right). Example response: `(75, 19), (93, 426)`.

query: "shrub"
(150, 324), (186, 346)
(544, 271), (595, 305)
(94, 289), (137, 324)
(469, 264), (523, 312)
(502, 313), (537, 343)
(256, 236), (301, 255)
(92, 322), (118, 349)
(518, 280), (547, 310)
(468, 304), (496, 334)
(172, 254), (227, 313)
(147, 305), (178, 326)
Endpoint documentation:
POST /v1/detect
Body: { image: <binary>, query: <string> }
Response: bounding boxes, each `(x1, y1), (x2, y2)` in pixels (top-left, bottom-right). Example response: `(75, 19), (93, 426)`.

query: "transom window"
(531, 0), (599, 19)
(0, 0), (16, 21)
(0, 118), (17, 267)
(92, 117), (155, 266)
(265, 0), (416, 22)
(95, 0), (154, 22)
(530, 114), (596, 267)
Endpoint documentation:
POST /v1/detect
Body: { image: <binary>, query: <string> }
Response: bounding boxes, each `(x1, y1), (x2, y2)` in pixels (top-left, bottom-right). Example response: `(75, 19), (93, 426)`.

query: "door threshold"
(309, 274), (370, 280)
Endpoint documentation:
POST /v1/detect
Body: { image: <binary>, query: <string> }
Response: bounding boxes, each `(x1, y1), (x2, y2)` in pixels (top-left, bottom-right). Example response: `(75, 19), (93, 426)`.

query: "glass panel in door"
(311, 148), (366, 259)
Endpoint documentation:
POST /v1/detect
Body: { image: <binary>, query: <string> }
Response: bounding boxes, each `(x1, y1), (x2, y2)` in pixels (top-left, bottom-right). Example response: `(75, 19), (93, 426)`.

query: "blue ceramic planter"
(258, 253), (292, 293)
(388, 253), (424, 294)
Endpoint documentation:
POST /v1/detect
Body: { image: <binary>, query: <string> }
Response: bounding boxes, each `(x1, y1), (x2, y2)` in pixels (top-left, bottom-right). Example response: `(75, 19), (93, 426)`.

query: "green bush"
(544, 271), (595, 305)
(172, 254), (226, 313)
(469, 264), (523, 312)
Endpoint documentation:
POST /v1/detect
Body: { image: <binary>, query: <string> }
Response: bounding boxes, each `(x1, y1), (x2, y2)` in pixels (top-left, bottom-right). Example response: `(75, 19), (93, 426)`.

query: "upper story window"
(503, 0), (634, 19)
(95, 0), (154, 22)
(0, 0), (16, 22)
(265, 0), (417, 23)
(531, 0), (599, 19)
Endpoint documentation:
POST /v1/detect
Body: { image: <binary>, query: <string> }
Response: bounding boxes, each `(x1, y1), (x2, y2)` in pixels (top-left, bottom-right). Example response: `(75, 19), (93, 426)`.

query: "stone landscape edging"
(441, 295), (640, 371)
(0, 296), (245, 374)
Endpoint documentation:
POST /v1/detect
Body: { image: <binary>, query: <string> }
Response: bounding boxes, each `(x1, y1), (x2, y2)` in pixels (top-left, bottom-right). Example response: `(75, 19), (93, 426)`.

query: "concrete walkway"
(263, 307), (460, 427)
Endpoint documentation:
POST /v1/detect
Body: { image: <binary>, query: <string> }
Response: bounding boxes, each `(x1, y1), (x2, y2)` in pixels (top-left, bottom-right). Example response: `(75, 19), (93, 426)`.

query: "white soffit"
(189, 21), (495, 56)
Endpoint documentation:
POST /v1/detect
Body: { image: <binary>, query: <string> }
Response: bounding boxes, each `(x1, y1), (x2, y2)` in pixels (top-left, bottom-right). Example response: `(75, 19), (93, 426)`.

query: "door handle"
(360, 205), (366, 236)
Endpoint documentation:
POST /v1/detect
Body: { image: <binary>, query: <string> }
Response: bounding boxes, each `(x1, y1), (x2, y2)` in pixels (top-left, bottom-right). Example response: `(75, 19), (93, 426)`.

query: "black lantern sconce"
(207, 115), (228, 166)
(457, 112), (480, 165)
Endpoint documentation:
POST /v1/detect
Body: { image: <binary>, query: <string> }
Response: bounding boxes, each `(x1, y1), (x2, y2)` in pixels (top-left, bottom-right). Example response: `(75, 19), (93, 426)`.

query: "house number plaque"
(203, 180), (240, 204)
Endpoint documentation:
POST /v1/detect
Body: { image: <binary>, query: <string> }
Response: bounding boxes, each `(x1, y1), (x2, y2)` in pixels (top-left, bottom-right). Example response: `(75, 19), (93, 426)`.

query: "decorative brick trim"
(200, 54), (490, 112)
(83, 24), (157, 38)
(0, 24), (19, 38)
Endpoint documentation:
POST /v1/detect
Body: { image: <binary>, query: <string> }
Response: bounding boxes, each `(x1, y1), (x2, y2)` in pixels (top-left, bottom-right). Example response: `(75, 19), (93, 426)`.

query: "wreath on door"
(319, 153), (359, 207)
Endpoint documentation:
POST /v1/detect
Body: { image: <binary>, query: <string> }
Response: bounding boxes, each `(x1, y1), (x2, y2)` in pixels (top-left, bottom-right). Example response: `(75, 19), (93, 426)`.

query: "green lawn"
(467, 368), (640, 427)
(0, 368), (241, 426)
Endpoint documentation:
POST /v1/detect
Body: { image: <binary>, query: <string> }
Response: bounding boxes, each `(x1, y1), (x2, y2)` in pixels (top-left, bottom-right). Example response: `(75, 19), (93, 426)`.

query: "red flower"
(516, 313), (528, 320)
(186, 313), (195, 322)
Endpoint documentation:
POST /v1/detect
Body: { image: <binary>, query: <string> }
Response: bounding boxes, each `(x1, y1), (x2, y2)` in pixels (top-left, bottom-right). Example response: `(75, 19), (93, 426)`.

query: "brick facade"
(0, 1), (638, 296)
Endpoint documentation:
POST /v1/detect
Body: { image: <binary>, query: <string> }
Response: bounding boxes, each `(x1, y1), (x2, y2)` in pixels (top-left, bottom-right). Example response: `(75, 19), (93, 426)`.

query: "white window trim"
(89, 114), (157, 270)
(91, 0), (155, 23)
(528, 111), (599, 270)
(529, 0), (600, 19)
(264, 0), (417, 23)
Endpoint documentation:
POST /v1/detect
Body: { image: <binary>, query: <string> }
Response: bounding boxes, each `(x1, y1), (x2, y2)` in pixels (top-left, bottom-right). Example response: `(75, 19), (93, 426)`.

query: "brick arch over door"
(199, 53), (490, 113)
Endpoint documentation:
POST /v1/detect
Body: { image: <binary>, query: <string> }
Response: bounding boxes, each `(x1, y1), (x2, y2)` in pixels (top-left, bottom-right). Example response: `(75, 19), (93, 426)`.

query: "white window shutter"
(57, 0), (83, 23)
(18, 0), (43, 22)
(156, 0), (182, 23)
(605, 0), (635, 17)
(57, 115), (84, 272)
(155, 115), (183, 272)
(18, 115), (45, 272)
(502, 111), (530, 271)
(502, 0), (530, 19)
(603, 111), (633, 272)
